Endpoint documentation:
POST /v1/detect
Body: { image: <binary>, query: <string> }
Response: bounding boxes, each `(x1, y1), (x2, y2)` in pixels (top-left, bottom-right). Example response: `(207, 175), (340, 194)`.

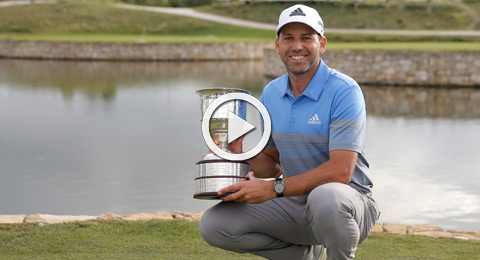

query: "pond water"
(1, 59), (479, 231)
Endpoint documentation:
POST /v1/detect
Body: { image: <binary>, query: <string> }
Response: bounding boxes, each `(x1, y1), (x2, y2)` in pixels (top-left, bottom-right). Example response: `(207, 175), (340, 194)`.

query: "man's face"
(275, 23), (326, 76)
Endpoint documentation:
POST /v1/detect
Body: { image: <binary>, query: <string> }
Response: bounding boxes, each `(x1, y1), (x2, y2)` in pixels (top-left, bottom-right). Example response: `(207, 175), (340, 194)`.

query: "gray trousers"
(199, 182), (380, 260)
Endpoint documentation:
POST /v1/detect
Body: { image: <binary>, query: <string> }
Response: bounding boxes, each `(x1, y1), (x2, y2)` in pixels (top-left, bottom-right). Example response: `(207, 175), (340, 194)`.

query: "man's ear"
(319, 36), (327, 54)
(275, 37), (280, 55)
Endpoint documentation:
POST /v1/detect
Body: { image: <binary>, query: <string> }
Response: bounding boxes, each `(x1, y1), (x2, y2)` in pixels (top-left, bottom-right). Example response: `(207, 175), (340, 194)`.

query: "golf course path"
(112, 3), (276, 30)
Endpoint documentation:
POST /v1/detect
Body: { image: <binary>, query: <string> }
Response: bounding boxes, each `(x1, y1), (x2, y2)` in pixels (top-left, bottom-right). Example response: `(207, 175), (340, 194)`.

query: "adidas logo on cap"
(276, 4), (325, 37)
(289, 8), (306, 17)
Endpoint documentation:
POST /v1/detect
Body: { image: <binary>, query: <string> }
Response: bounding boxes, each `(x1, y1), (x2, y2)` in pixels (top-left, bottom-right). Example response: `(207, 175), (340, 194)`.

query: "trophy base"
(195, 157), (249, 200)
(194, 176), (247, 200)
(193, 191), (235, 200)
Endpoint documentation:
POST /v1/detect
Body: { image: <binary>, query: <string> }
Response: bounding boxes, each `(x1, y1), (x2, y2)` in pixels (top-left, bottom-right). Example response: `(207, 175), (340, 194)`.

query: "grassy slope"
(197, 1), (472, 30)
(0, 220), (479, 260)
(1, 1), (480, 49)
(197, 1), (480, 44)
(0, 1), (274, 42)
(470, 1), (480, 30)
(357, 231), (480, 259)
(0, 221), (261, 260)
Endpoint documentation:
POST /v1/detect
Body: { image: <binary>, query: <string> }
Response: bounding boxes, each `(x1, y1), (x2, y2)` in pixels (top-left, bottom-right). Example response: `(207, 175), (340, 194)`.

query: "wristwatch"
(273, 178), (285, 198)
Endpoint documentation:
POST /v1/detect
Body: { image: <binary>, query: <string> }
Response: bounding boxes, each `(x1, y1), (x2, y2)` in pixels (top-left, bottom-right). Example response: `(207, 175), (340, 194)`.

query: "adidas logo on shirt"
(289, 8), (306, 17)
(307, 114), (321, 125)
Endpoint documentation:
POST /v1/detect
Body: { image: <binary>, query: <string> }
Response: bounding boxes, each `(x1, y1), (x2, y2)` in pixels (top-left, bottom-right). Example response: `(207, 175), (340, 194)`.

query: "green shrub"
(119, 0), (212, 7)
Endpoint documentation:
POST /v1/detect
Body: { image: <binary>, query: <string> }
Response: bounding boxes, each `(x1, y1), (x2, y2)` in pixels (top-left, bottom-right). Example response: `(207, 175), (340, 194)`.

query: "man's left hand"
(218, 172), (276, 204)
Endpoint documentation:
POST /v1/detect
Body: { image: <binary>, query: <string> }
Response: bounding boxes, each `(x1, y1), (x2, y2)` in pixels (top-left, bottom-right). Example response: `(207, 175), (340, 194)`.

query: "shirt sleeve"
(329, 86), (366, 153)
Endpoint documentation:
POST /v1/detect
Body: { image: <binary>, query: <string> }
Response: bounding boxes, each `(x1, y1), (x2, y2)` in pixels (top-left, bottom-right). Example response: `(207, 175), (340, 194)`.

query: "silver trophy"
(194, 88), (251, 199)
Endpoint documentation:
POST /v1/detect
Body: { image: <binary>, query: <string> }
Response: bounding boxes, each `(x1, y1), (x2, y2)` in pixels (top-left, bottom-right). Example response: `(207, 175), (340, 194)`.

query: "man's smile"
(290, 55), (307, 61)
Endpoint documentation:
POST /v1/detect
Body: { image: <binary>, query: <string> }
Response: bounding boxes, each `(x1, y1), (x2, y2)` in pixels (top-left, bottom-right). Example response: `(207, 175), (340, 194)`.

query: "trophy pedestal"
(194, 154), (249, 200)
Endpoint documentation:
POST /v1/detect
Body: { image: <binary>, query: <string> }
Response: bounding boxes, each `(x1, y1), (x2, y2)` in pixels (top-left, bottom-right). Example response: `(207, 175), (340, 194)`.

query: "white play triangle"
(227, 111), (255, 144)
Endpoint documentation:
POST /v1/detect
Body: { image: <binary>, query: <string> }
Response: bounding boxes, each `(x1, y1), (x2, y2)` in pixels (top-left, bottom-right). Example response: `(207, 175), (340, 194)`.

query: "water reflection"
(1, 59), (479, 232)
(363, 86), (480, 118)
(0, 59), (264, 100)
(366, 117), (480, 230)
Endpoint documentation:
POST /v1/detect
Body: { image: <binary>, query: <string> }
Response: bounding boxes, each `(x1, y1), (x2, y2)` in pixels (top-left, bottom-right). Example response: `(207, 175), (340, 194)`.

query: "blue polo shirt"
(261, 59), (373, 194)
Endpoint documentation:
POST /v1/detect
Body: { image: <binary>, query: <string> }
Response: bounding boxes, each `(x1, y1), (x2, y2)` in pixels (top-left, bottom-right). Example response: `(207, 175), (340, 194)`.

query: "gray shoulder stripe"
(331, 119), (364, 124)
(272, 132), (328, 138)
(278, 145), (329, 150)
(273, 133), (328, 139)
(274, 136), (329, 142)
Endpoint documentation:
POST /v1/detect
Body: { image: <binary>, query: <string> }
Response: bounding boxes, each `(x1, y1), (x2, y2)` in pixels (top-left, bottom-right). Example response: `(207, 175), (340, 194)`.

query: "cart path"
(112, 3), (277, 30)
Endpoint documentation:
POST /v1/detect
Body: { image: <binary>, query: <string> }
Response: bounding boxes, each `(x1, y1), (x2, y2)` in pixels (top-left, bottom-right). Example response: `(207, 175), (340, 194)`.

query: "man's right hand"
(203, 134), (245, 157)
(227, 134), (245, 154)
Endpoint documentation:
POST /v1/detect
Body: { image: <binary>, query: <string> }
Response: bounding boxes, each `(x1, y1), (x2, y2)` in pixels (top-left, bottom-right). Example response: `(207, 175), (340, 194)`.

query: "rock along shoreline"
(2, 40), (480, 87)
(1, 212), (479, 241)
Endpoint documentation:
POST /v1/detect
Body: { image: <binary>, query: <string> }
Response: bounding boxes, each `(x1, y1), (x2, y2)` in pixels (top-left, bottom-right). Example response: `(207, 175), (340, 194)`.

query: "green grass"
(1, 0), (480, 49)
(0, 220), (261, 260)
(357, 232), (480, 259)
(0, 1), (274, 41)
(327, 41), (480, 51)
(4, 33), (480, 51)
(0, 220), (479, 260)
(0, 33), (272, 43)
(197, 1), (472, 30)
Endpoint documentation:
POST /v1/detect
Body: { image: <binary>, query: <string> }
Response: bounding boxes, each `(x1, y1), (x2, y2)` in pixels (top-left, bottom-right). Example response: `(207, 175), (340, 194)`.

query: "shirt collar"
(280, 59), (330, 101)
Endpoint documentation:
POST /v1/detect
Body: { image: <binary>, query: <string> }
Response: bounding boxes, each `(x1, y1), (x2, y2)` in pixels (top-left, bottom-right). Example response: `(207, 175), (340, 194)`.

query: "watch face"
(274, 183), (285, 193)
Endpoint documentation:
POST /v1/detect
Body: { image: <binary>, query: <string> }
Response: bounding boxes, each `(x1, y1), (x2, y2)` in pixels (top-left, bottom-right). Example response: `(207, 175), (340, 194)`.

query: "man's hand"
(227, 134), (245, 154)
(218, 172), (276, 204)
(203, 134), (245, 158)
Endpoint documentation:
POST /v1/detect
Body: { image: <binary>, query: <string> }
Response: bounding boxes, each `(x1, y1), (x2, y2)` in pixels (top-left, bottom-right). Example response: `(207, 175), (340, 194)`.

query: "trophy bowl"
(194, 88), (251, 200)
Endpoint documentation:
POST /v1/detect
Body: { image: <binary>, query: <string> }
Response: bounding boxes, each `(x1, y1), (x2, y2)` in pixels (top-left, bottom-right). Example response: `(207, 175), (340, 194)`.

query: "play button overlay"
(201, 93), (271, 161)
(227, 111), (255, 143)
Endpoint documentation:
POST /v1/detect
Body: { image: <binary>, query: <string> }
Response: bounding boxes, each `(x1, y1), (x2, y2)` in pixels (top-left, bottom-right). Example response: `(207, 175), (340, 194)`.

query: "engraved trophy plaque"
(194, 88), (251, 199)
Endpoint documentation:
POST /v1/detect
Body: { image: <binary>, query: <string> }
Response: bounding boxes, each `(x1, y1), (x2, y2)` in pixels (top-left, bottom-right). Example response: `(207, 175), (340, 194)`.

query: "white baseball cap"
(276, 4), (324, 37)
